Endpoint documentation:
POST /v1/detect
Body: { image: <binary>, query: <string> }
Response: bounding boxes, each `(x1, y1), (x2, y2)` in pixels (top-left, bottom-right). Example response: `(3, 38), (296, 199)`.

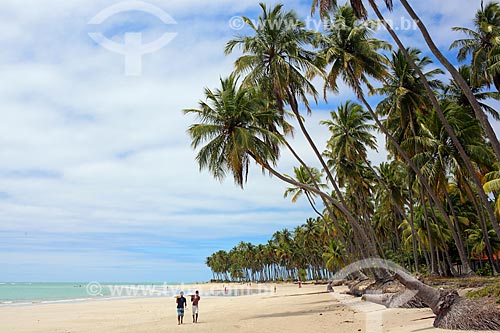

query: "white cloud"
(0, 0), (497, 282)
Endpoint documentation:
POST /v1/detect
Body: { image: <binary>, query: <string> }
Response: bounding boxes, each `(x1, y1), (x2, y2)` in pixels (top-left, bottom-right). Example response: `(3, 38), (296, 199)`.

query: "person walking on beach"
(191, 290), (201, 323)
(176, 291), (187, 325)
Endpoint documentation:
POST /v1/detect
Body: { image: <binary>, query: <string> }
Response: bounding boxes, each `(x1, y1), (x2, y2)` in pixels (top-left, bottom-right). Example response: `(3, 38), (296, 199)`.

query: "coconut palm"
(484, 165), (500, 220)
(225, 3), (340, 200)
(319, 5), (390, 98)
(315, 0), (500, 235)
(225, 2), (380, 260)
(311, 0), (393, 19)
(399, 0), (500, 163)
(318, 4), (475, 273)
(284, 166), (328, 218)
(441, 65), (500, 121)
(320, 100), (377, 172)
(184, 74), (283, 188)
(450, 1), (500, 90)
(376, 48), (443, 155)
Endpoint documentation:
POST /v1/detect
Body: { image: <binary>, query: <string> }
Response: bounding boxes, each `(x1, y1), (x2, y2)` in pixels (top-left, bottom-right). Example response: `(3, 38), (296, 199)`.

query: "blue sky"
(0, 0), (497, 282)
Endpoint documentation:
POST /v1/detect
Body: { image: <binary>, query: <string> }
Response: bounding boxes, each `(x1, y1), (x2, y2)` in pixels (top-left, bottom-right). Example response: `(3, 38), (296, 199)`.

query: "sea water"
(0, 282), (180, 305)
(0, 282), (269, 306)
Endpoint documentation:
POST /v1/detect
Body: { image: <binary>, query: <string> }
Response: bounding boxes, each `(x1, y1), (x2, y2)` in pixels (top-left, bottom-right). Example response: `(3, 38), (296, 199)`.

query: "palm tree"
(225, 3), (340, 199)
(484, 165), (500, 220)
(450, 1), (500, 90)
(320, 100), (377, 175)
(376, 48), (443, 155)
(311, 0), (500, 165)
(225, 2), (379, 260)
(319, 5), (390, 98)
(184, 74), (282, 188)
(314, 0), (500, 236)
(323, 240), (345, 272)
(319, 4), (475, 273)
(284, 166), (328, 218)
(399, 0), (500, 163)
(412, 101), (496, 273)
(441, 65), (500, 121)
(319, 100), (381, 256)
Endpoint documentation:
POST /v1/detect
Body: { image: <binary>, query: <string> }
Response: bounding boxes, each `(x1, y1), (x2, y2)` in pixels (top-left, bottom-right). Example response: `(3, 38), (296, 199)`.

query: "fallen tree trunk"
(362, 292), (427, 308)
(393, 270), (500, 330)
(346, 278), (374, 297)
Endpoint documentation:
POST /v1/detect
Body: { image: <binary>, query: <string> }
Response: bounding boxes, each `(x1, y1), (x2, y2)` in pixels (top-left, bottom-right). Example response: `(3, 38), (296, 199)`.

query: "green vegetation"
(466, 284), (500, 303)
(185, 1), (500, 282)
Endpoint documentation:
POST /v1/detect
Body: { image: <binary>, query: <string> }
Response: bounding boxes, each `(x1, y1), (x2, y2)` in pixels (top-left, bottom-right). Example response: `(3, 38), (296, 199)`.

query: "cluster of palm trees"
(205, 220), (335, 282)
(185, 1), (500, 281)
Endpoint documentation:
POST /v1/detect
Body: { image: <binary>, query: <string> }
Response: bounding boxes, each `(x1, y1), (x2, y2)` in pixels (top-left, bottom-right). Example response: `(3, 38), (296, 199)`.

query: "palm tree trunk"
(407, 179), (420, 273)
(420, 188), (439, 275)
(304, 192), (325, 219)
(429, 204), (458, 276)
(399, 0), (500, 163)
(394, 270), (500, 330)
(441, 183), (474, 274)
(367, 0), (500, 246)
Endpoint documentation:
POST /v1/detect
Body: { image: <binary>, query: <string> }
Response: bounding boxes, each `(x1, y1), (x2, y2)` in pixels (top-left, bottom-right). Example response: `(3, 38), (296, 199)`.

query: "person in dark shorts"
(191, 290), (201, 323)
(176, 291), (187, 325)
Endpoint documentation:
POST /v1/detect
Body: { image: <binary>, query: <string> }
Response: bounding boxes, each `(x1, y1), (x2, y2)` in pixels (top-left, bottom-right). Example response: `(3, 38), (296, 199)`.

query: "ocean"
(0, 282), (270, 306)
(0, 282), (188, 306)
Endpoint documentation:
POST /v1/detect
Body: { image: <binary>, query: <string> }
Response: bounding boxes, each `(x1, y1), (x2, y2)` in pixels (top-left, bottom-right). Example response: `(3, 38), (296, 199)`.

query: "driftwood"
(392, 270), (500, 330)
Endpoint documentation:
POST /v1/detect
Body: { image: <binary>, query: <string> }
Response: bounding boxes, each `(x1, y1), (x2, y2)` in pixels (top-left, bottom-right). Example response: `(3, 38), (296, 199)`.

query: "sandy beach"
(0, 283), (494, 333)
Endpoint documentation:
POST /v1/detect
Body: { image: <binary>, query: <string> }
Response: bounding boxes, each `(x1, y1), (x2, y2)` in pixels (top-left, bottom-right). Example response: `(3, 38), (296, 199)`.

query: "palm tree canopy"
(450, 1), (500, 88)
(319, 4), (391, 98)
(225, 3), (323, 114)
(321, 100), (377, 163)
(184, 74), (285, 187)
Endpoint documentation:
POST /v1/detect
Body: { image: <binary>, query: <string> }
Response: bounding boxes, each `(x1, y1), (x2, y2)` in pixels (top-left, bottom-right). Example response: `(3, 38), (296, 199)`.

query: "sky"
(0, 0), (497, 282)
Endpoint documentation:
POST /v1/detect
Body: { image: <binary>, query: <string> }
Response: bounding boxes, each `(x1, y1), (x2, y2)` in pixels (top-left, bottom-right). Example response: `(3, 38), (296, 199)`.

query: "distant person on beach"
(176, 291), (187, 325)
(191, 290), (201, 323)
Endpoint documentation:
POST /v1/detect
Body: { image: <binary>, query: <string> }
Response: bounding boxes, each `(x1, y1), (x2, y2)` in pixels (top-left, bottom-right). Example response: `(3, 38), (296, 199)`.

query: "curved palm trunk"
(368, 0), (500, 244)
(399, 0), (500, 163)
(305, 192), (326, 219)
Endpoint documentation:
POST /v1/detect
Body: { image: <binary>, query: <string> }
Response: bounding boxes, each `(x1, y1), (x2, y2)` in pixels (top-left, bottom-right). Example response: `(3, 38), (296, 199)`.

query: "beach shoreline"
(0, 282), (494, 333)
